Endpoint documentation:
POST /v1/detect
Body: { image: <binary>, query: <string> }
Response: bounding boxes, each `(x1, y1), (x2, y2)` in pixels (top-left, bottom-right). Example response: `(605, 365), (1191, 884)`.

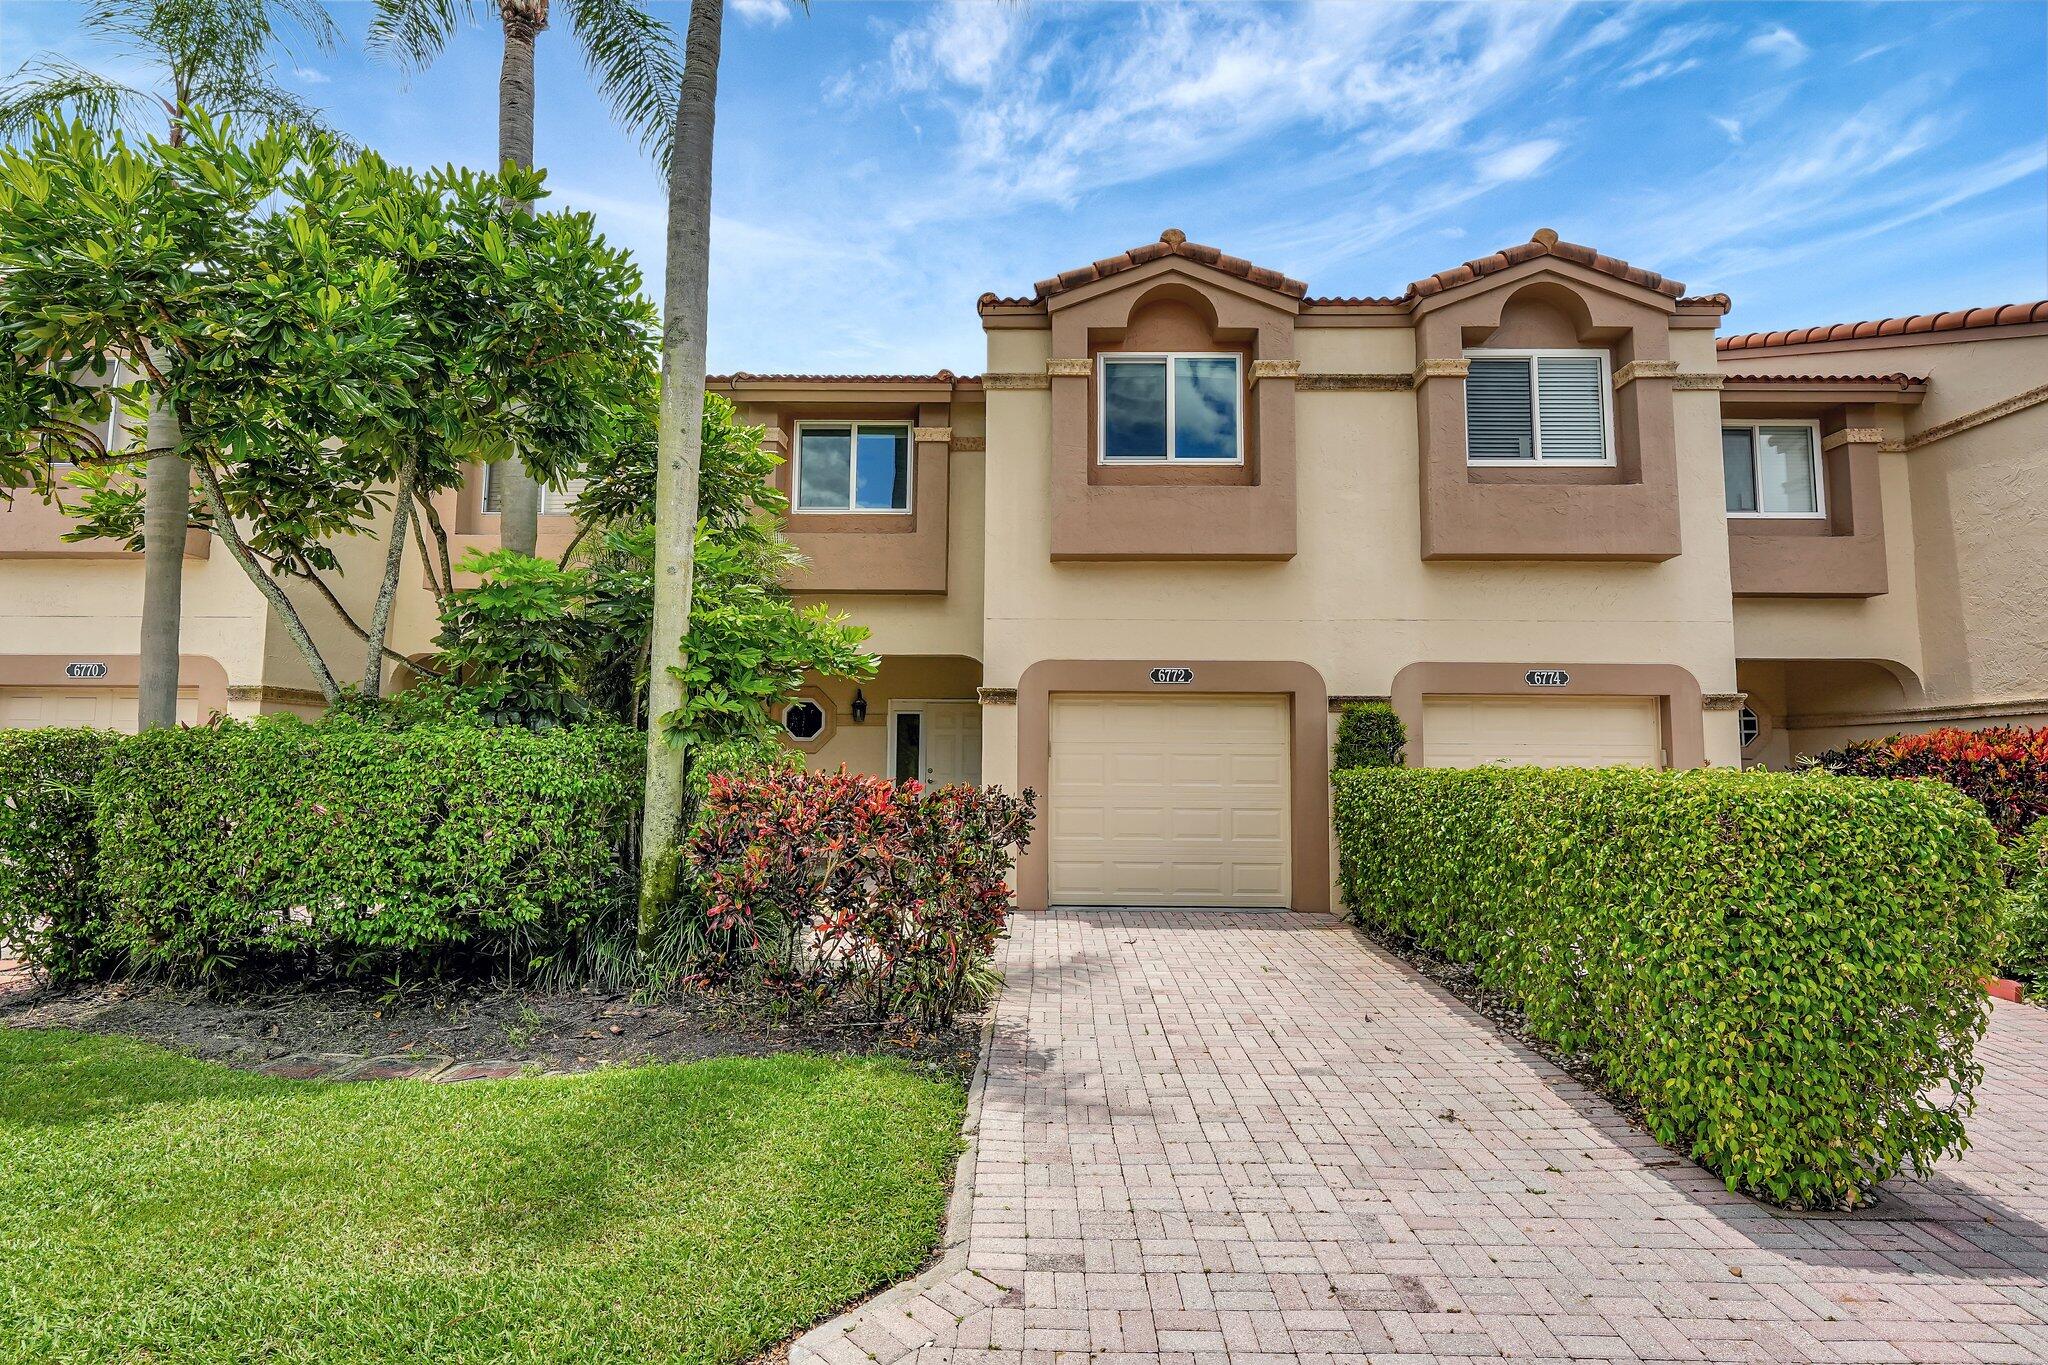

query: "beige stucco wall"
(978, 311), (1743, 769)
(1723, 330), (2048, 715)
(0, 545), (272, 718)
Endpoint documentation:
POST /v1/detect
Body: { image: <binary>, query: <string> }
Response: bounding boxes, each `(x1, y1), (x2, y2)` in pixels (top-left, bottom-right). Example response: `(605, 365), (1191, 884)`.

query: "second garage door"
(1048, 694), (1290, 908)
(0, 687), (200, 733)
(1422, 695), (1664, 768)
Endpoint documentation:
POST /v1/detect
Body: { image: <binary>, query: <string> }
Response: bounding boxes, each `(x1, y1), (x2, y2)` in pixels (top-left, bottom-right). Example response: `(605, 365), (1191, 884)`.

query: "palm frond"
(186, 70), (352, 147)
(366, 0), (480, 72)
(0, 57), (151, 140)
(566, 0), (683, 169)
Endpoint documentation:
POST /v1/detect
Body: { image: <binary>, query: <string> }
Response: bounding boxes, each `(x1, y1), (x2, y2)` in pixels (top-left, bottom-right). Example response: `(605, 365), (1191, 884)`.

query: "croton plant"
(688, 769), (1036, 1026)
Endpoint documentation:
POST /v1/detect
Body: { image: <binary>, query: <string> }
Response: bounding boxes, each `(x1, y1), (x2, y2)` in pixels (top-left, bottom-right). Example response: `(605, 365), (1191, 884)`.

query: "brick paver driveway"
(798, 910), (2048, 1365)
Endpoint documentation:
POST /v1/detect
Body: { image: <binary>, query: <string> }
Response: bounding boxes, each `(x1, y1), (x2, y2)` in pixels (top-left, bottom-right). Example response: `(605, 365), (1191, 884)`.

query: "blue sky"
(5, 1), (2044, 373)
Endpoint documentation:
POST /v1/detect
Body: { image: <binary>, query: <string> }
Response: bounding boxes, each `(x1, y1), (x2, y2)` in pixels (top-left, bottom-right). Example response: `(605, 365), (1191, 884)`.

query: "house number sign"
(1525, 669), (1571, 688)
(1149, 666), (1195, 685)
(65, 662), (108, 679)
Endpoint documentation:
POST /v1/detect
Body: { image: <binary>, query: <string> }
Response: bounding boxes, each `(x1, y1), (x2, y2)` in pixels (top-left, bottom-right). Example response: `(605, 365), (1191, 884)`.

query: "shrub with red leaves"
(1805, 726), (2048, 842)
(687, 769), (1035, 1025)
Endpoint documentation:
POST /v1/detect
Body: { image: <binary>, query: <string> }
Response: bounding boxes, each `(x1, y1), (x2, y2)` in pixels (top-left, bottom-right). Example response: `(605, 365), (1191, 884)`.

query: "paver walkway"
(796, 911), (2048, 1365)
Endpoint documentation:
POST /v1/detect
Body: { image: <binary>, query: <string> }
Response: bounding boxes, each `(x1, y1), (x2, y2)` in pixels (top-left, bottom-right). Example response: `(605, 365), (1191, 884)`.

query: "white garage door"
(1422, 695), (1664, 768)
(0, 687), (200, 733)
(1049, 694), (1290, 908)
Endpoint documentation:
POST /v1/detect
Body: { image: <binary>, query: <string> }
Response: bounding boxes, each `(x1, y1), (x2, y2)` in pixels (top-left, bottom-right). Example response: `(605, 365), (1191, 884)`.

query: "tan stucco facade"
(6, 227), (2042, 911)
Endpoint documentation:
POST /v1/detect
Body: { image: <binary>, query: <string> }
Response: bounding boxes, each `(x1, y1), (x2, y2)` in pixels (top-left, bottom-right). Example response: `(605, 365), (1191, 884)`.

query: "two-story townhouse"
(5, 226), (2043, 915)
(714, 229), (2047, 912)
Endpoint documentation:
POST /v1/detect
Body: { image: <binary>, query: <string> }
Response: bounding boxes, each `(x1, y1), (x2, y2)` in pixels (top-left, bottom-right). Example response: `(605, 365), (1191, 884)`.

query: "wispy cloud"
(293, 65), (330, 85)
(1713, 116), (1743, 145)
(1744, 24), (1810, 66)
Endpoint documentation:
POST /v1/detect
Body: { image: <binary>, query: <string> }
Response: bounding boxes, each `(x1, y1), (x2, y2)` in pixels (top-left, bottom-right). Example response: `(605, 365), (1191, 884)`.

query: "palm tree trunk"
(136, 392), (186, 729)
(360, 456), (419, 698)
(494, 1), (546, 557)
(637, 0), (723, 956)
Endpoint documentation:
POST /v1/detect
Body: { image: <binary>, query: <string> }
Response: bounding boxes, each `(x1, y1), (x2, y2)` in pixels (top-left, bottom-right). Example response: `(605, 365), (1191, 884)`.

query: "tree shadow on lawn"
(0, 1029), (965, 1364)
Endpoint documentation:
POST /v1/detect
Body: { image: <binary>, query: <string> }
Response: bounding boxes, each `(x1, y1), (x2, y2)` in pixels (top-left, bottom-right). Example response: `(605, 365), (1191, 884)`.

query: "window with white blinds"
(1464, 350), (1612, 463)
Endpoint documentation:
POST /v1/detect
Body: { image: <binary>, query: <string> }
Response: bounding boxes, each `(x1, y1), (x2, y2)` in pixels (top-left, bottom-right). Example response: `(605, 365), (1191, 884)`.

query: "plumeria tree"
(0, 0), (346, 730)
(368, 0), (682, 557)
(0, 111), (656, 701)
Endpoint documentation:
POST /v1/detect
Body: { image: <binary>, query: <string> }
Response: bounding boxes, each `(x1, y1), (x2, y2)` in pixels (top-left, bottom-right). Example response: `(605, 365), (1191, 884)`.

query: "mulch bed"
(0, 976), (983, 1083)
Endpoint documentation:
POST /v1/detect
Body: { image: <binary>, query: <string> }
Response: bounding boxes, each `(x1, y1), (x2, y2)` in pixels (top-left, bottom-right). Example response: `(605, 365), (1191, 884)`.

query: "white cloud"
(731, 0), (791, 29)
(887, 0), (1027, 92)
(293, 65), (330, 85)
(1713, 116), (1743, 144)
(1476, 139), (1563, 184)
(1744, 25), (1809, 66)
(1618, 57), (1699, 90)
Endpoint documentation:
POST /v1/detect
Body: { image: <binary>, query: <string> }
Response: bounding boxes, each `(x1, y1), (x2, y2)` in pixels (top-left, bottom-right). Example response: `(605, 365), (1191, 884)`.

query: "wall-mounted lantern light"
(850, 688), (869, 723)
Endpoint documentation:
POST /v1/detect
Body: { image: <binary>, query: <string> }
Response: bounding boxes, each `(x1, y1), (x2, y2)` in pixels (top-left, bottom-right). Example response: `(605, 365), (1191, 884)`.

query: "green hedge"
(1332, 701), (1406, 770)
(1334, 765), (2000, 1209)
(0, 728), (121, 983)
(93, 717), (643, 977)
(2000, 820), (2048, 992)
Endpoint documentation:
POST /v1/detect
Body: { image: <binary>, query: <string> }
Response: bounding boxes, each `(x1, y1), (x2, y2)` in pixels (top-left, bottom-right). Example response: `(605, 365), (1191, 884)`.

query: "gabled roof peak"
(1405, 229), (1686, 302)
(1021, 228), (1309, 306)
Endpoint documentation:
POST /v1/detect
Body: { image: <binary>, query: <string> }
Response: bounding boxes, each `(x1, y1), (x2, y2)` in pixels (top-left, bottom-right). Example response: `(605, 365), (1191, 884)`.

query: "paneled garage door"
(0, 687), (200, 733)
(1048, 694), (1290, 907)
(1421, 695), (1664, 768)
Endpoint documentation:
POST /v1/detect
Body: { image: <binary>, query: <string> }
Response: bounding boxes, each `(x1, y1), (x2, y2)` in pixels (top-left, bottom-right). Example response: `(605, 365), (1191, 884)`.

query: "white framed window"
(480, 461), (584, 515)
(92, 359), (125, 459)
(1739, 705), (1762, 750)
(793, 421), (912, 513)
(1098, 353), (1243, 464)
(1722, 422), (1824, 518)
(1463, 349), (1613, 464)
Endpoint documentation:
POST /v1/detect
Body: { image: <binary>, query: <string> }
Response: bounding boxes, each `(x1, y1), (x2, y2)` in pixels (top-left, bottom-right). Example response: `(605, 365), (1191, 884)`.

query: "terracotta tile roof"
(1722, 372), (1928, 388)
(1019, 228), (1309, 304)
(1718, 301), (2048, 351)
(1407, 228), (1685, 301)
(711, 370), (973, 385)
(1299, 293), (1406, 308)
(1677, 293), (1731, 311)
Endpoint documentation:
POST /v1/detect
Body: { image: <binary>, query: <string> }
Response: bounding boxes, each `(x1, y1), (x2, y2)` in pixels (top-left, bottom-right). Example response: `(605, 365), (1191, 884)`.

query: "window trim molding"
(780, 697), (828, 742)
(1096, 351), (1246, 466)
(1461, 347), (1617, 467)
(792, 420), (916, 515)
(1722, 418), (1827, 520)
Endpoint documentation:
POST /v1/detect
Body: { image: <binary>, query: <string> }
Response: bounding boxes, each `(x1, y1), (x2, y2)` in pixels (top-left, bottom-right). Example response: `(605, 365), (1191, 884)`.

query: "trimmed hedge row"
(1334, 765), (2001, 1209)
(0, 728), (121, 983)
(1, 718), (642, 981)
(2002, 821), (2048, 992)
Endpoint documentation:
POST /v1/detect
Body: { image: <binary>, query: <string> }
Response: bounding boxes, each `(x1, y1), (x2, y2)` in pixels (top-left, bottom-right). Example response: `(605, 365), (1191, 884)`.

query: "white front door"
(891, 702), (983, 787)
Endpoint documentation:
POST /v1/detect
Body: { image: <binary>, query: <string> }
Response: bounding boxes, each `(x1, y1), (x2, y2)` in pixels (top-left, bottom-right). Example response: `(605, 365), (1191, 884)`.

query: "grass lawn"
(0, 1027), (966, 1364)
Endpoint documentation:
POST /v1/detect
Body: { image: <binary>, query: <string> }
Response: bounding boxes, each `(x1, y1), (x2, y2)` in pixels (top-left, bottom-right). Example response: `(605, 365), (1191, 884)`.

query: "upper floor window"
(1100, 353), (1242, 463)
(795, 422), (911, 513)
(1464, 350), (1611, 464)
(481, 460), (583, 515)
(1722, 423), (1823, 517)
